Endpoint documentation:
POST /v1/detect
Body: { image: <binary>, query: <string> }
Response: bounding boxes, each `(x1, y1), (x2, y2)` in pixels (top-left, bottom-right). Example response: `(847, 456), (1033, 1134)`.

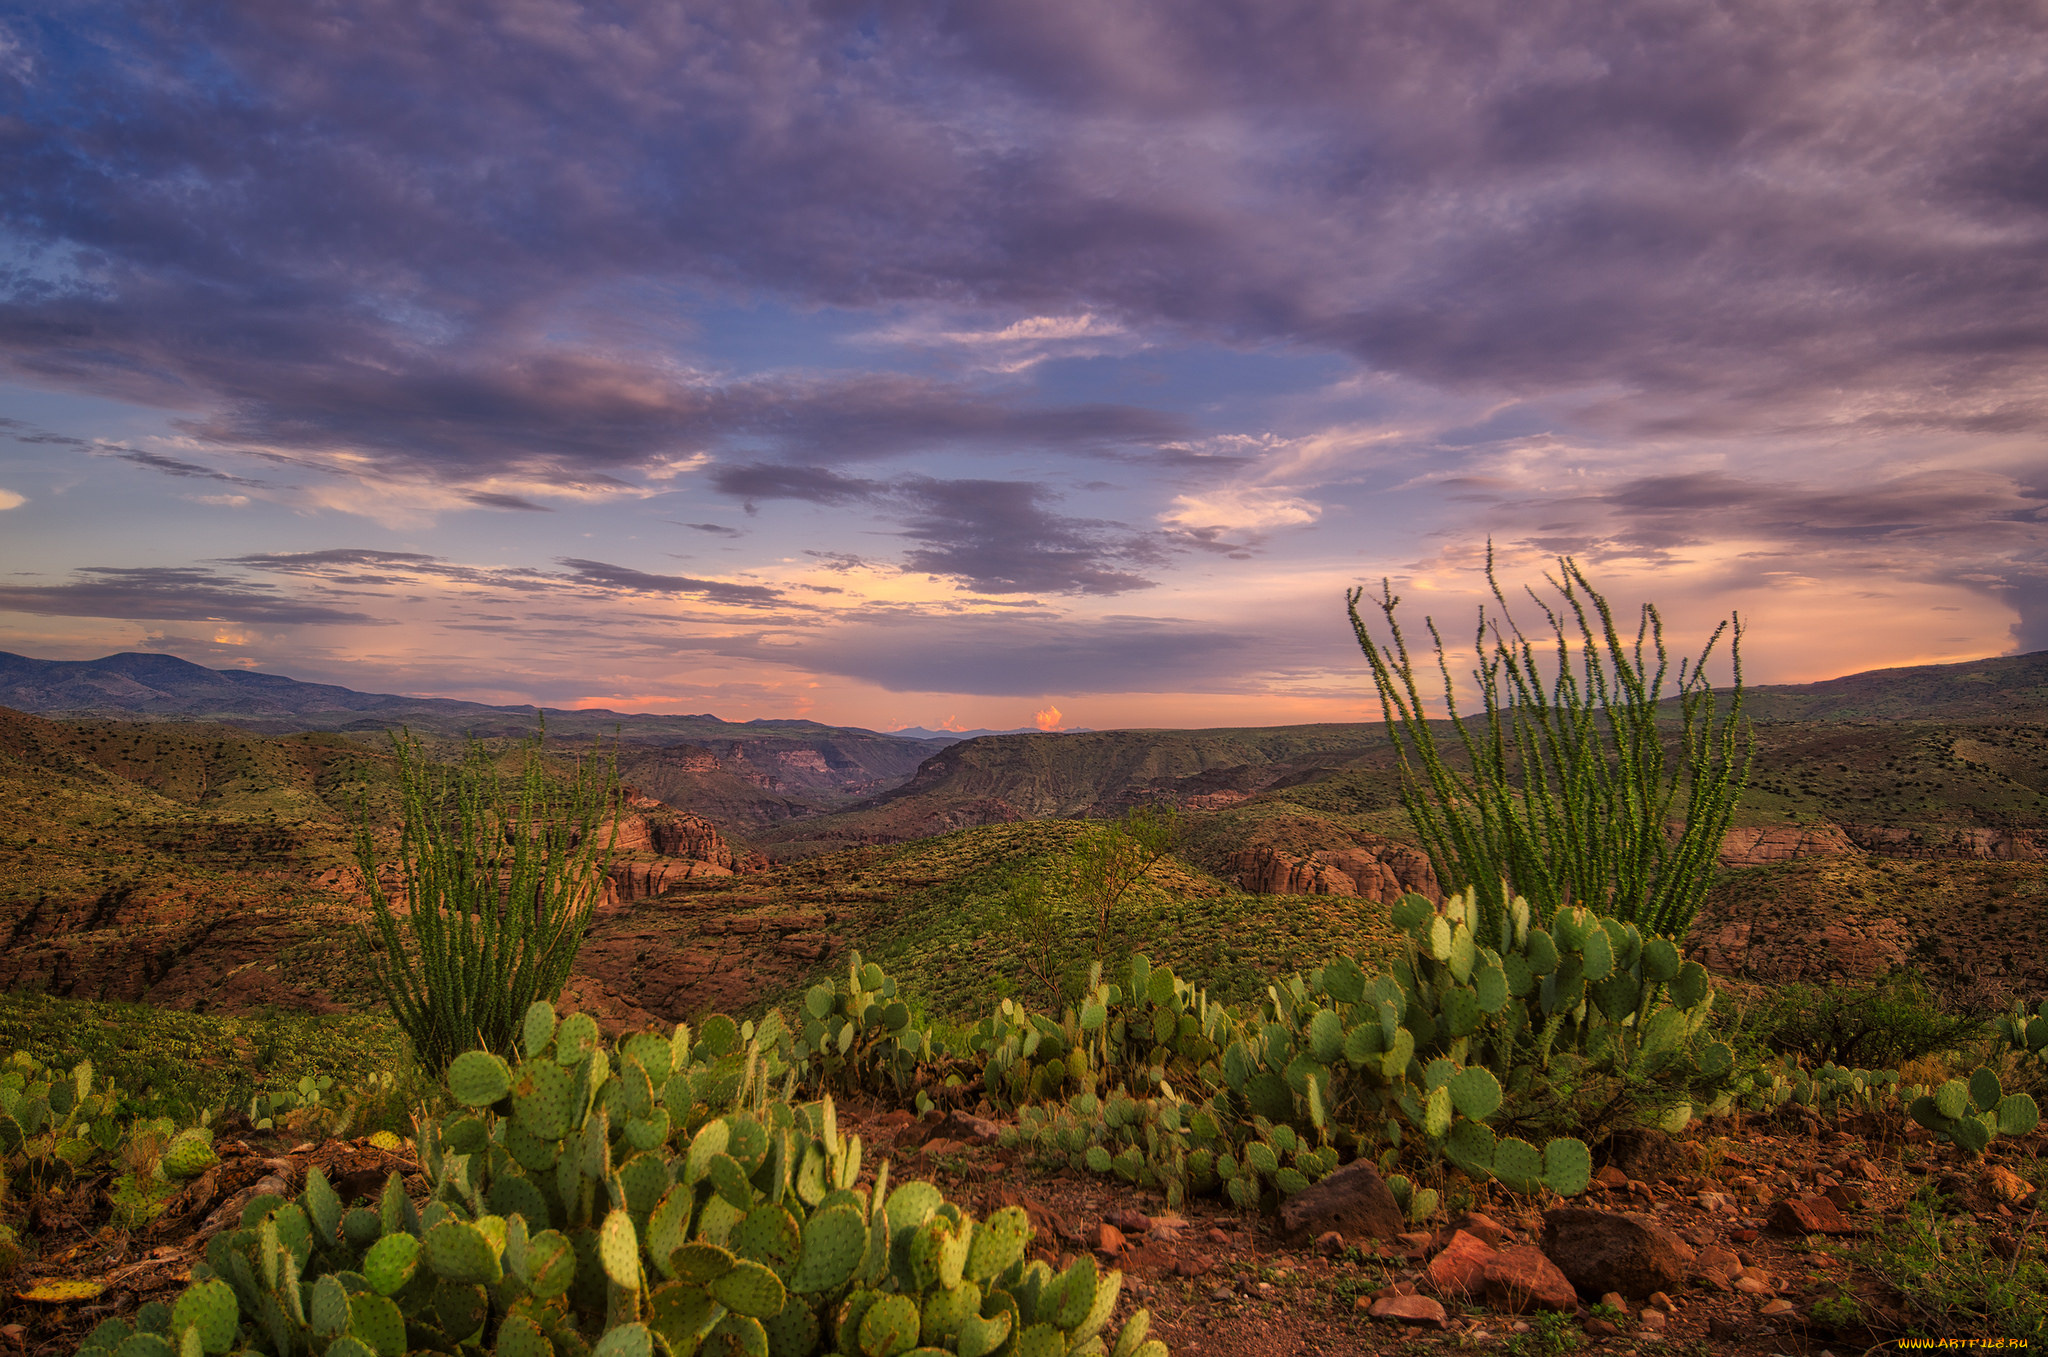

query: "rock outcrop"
(1714, 823), (1857, 868)
(1233, 835), (1440, 903)
(600, 787), (769, 903)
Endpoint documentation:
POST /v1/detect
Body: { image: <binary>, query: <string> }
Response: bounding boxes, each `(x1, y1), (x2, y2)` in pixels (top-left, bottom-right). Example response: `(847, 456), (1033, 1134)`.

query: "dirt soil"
(6, 1097), (2041, 1357)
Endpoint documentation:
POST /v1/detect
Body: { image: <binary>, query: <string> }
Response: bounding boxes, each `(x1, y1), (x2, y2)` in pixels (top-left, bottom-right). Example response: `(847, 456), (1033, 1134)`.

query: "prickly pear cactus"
(1908, 1065), (2040, 1155)
(121, 1003), (1170, 1357)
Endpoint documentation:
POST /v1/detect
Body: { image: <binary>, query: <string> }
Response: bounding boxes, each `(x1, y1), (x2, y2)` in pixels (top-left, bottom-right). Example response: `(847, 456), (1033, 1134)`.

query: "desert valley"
(1, 646), (2045, 1356)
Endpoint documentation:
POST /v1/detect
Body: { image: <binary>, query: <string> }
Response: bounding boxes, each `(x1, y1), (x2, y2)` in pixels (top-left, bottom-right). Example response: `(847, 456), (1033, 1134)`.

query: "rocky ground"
(6, 1095), (2041, 1357)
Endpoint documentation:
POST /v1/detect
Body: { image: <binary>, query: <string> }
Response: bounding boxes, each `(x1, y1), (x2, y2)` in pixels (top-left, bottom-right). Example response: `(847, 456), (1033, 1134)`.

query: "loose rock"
(1769, 1194), (1857, 1236)
(1427, 1230), (1494, 1298)
(1276, 1157), (1406, 1242)
(1368, 1294), (1448, 1328)
(1542, 1208), (1694, 1299)
(1482, 1245), (1579, 1313)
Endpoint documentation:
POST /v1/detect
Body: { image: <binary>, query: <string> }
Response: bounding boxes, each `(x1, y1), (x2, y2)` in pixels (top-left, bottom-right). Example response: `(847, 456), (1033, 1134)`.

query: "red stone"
(1482, 1245), (1579, 1313)
(1367, 1294), (1448, 1327)
(1428, 1230), (1495, 1298)
(1769, 1195), (1857, 1236)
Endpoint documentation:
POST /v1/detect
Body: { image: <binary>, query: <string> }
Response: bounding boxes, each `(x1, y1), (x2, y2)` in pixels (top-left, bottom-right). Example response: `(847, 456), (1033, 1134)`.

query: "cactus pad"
(1014, 1323), (1064, 1357)
(1447, 1067), (1502, 1121)
(858, 1293), (921, 1357)
(449, 1051), (515, 1108)
(425, 1219), (503, 1286)
(1543, 1137), (1592, 1196)
(963, 1204), (1029, 1283)
(732, 1205), (802, 1277)
(760, 1292), (821, 1357)
(346, 1291), (406, 1357)
(1109, 1310), (1149, 1357)
(1492, 1137), (1544, 1193)
(307, 1274), (350, 1338)
(553, 1012), (601, 1065)
(957, 1311), (1013, 1357)
(497, 1313), (555, 1357)
(514, 1058), (580, 1142)
(524, 1229), (577, 1300)
(361, 1232), (420, 1296)
(709, 1258), (786, 1319)
(589, 1322), (652, 1357)
(648, 1282), (720, 1354)
(169, 1280), (237, 1355)
(599, 1210), (642, 1290)
(670, 1242), (738, 1284)
(162, 1128), (218, 1179)
(786, 1203), (865, 1294)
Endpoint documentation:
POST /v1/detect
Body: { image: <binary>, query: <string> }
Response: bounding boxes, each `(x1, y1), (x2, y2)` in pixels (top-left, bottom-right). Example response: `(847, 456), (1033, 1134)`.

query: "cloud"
(678, 522), (741, 536)
(1449, 465), (2048, 653)
(466, 491), (552, 512)
(712, 463), (882, 506)
(896, 477), (1163, 595)
(113, 449), (265, 486)
(8, 0), (2040, 479)
(1162, 485), (1320, 535)
(715, 466), (1169, 594)
(765, 612), (1263, 695)
(555, 559), (787, 606)
(0, 489), (22, 510)
(0, 567), (381, 625)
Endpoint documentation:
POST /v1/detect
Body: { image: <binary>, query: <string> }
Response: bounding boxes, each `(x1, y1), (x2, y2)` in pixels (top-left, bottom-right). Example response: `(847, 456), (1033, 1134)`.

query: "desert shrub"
(1749, 969), (1989, 1068)
(1854, 1182), (2048, 1343)
(1348, 550), (1752, 943)
(355, 726), (618, 1073)
(1068, 804), (1180, 962)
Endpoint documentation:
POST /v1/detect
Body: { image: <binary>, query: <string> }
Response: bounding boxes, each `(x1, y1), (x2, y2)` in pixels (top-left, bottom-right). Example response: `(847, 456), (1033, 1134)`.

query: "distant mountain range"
(882, 725), (1094, 740)
(6, 646), (2047, 844)
(0, 650), (954, 815)
(0, 649), (952, 742)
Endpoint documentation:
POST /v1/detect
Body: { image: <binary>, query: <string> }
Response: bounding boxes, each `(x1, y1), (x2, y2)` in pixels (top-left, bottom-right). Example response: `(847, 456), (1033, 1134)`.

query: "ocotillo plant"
(354, 723), (618, 1072)
(1348, 549), (1751, 944)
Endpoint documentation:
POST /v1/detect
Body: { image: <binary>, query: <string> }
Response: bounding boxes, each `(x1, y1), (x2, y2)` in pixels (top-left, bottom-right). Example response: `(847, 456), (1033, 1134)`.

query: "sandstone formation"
(1233, 834), (1441, 903)
(1714, 822), (1857, 868)
(600, 786), (766, 903)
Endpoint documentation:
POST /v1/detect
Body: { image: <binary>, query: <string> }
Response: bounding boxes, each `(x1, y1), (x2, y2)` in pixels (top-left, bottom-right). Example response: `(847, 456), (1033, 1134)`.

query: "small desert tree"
(1071, 804), (1180, 963)
(1348, 549), (1750, 946)
(354, 725), (618, 1072)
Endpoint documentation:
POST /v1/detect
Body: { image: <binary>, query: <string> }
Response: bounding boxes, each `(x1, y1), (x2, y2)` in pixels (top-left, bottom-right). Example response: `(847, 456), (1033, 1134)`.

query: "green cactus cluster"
(1995, 999), (2048, 1073)
(0, 1053), (127, 1181)
(793, 952), (936, 1097)
(247, 1076), (339, 1133)
(1906, 1066), (2041, 1156)
(1787, 1064), (1900, 1116)
(117, 1000), (1166, 1357)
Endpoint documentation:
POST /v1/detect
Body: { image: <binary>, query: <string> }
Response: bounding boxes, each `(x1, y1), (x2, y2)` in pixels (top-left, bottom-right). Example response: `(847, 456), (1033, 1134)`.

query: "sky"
(2, 1), (2045, 733)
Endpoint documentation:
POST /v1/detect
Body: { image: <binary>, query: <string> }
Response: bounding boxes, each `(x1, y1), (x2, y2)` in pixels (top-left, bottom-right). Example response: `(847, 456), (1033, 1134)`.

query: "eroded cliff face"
(1231, 835), (1441, 903)
(600, 787), (769, 903)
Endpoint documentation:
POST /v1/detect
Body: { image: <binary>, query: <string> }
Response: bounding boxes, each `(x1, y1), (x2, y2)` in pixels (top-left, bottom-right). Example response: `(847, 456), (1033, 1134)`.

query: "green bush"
(1746, 970), (1988, 1068)
(1854, 1183), (2048, 1343)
